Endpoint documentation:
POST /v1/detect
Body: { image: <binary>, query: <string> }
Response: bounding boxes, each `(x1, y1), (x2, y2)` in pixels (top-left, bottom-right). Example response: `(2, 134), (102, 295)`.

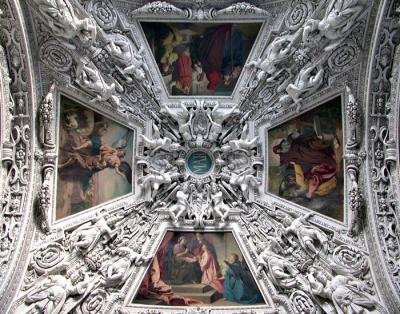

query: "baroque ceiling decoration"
(0, 0), (399, 313)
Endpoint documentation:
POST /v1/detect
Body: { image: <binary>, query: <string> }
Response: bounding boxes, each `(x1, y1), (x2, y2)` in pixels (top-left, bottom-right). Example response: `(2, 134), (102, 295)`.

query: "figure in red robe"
(175, 46), (192, 94)
(273, 132), (337, 199)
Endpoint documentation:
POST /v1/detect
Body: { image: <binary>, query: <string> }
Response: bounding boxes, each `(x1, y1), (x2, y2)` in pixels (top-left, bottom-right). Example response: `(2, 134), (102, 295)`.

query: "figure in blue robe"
(223, 254), (263, 304)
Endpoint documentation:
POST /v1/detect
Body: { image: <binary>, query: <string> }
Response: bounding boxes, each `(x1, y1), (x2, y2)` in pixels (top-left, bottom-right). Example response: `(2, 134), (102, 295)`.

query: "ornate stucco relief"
(0, 0), (399, 313)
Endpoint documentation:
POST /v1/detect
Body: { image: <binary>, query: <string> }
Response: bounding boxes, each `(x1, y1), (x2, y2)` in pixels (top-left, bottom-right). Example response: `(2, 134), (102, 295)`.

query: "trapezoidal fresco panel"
(132, 231), (265, 307)
(140, 22), (262, 96)
(56, 96), (134, 220)
(267, 96), (344, 221)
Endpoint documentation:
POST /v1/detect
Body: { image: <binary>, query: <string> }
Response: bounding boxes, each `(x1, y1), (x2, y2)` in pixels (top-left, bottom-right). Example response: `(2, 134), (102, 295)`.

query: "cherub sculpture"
(256, 236), (300, 289)
(307, 267), (378, 313)
(69, 216), (113, 253)
(139, 168), (181, 198)
(285, 213), (328, 257)
(105, 35), (149, 84)
(303, 0), (365, 51)
(209, 182), (231, 222)
(140, 123), (178, 156)
(286, 63), (324, 105)
(25, 274), (89, 314)
(223, 167), (261, 196)
(168, 183), (190, 224)
(75, 63), (119, 105)
(161, 103), (194, 141)
(207, 103), (239, 142)
(221, 123), (259, 155)
(247, 35), (295, 83)
(101, 247), (152, 287)
(34, 0), (97, 49)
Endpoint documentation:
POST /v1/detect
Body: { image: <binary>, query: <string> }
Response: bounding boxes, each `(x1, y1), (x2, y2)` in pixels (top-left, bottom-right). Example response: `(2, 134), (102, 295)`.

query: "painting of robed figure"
(133, 231), (264, 307)
(56, 97), (134, 220)
(141, 22), (261, 96)
(268, 97), (344, 221)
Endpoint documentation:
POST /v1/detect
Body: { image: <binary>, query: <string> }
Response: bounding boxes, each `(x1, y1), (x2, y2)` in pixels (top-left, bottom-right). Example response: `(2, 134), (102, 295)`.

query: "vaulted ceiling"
(0, 0), (400, 313)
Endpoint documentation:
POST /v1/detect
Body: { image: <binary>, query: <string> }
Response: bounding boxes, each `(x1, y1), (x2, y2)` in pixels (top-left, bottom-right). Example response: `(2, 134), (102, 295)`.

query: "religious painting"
(56, 96), (134, 220)
(133, 231), (264, 307)
(140, 22), (262, 96)
(267, 97), (344, 221)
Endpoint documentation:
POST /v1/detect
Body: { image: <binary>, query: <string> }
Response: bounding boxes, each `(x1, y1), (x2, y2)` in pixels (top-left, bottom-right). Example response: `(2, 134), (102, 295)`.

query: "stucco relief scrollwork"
(241, 0), (368, 122)
(364, 0), (400, 310)
(137, 100), (262, 228)
(0, 0), (36, 309)
(240, 202), (386, 314)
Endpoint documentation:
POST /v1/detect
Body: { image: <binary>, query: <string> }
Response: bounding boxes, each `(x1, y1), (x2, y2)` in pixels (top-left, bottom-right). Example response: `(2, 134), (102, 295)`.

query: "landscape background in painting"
(134, 231), (264, 307)
(267, 97), (344, 221)
(141, 22), (261, 96)
(56, 97), (133, 220)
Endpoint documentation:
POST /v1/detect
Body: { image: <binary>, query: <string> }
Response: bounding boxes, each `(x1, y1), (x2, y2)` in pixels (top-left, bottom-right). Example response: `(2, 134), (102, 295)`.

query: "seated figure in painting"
(223, 253), (263, 304)
(273, 121), (339, 200)
(171, 236), (202, 284)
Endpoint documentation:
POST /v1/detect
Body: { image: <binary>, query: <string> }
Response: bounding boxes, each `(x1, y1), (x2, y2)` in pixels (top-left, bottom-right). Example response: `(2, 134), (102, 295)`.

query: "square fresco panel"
(141, 22), (262, 96)
(268, 97), (344, 221)
(133, 231), (264, 307)
(56, 96), (134, 220)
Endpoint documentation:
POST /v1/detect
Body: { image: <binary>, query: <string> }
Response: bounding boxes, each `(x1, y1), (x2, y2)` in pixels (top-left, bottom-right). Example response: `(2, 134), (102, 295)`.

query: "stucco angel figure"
(139, 168), (181, 198)
(25, 274), (89, 314)
(209, 182), (231, 222)
(101, 247), (152, 287)
(221, 124), (259, 155)
(35, 0), (97, 49)
(140, 123), (179, 156)
(69, 216), (113, 253)
(247, 35), (295, 84)
(105, 35), (149, 84)
(307, 267), (378, 313)
(223, 167), (261, 196)
(207, 103), (239, 142)
(168, 183), (190, 224)
(160, 103), (194, 141)
(285, 213), (328, 257)
(303, 0), (365, 51)
(286, 63), (324, 105)
(256, 236), (300, 289)
(75, 63), (119, 105)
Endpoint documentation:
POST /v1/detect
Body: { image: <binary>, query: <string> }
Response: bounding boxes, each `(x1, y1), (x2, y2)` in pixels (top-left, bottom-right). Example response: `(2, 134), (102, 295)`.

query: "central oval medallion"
(186, 150), (214, 177)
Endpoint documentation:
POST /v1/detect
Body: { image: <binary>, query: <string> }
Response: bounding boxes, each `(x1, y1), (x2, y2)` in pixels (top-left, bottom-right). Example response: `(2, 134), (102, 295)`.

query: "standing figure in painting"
(223, 253), (263, 304)
(171, 236), (202, 284)
(198, 243), (224, 293)
(174, 46), (192, 95)
(198, 24), (243, 93)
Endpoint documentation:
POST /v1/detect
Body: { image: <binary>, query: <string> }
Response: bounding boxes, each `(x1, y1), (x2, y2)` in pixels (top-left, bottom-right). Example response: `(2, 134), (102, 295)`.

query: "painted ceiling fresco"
(0, 1), (399, 314)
